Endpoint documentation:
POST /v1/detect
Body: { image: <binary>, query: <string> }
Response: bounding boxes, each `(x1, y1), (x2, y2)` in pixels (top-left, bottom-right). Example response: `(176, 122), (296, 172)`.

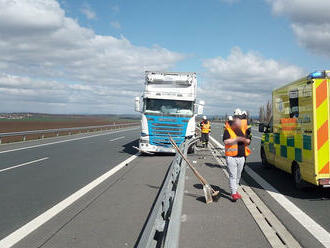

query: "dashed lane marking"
(109, 136), (125, 142)
(0, 128), (138, 154)
(0, 157), (49, 173)
(0, 153), (139, 248)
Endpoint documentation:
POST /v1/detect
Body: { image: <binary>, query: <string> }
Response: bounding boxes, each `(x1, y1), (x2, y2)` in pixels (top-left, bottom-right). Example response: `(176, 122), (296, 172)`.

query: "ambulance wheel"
(292, 163), (304, 189)
(261, 148), (271, 168)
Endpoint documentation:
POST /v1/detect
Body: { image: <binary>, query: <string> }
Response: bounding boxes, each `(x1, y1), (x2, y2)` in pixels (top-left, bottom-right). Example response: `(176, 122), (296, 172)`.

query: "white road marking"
(109, 136), (125, 142)
(0, 157), (49, 173)
(0, 153), (139, 248)
(209, 135), (330, 248)
(0, 128), (138, 155)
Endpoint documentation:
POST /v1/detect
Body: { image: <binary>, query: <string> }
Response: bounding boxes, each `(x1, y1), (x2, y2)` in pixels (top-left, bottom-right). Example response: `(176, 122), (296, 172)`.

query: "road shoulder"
(179, 147), (272, 248)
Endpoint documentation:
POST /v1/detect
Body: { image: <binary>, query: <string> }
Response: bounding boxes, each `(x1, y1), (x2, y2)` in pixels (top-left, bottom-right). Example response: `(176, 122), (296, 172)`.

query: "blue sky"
(0, 0), (329, 114)
(63, 0), (327, 72)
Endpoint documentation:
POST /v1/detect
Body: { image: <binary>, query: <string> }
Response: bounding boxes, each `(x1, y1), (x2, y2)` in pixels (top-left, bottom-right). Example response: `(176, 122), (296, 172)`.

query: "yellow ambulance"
(259, 70), (330, 188)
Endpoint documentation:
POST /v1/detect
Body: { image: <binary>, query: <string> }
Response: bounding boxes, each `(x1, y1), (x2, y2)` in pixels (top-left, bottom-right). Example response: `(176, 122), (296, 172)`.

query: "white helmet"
(202, 115), (207, 120)
(242, 110), (247, 116)
(234, 108), (242, 116)
(228, 115), (233, 121)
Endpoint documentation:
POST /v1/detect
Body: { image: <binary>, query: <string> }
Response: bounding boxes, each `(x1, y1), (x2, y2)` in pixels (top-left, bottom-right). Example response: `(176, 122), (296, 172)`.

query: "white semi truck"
(135, 71), (204, 153)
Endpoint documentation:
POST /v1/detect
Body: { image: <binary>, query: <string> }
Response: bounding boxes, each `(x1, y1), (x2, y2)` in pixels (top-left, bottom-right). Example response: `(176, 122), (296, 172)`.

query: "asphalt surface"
(180, 146), (271, 248)
(211, 123), (329, 248)
(2, 123), (330, 248)
(0, 127), (173, 247)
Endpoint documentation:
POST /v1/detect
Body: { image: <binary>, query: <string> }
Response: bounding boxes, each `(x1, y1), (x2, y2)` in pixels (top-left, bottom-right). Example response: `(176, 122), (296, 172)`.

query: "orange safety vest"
(201, 121), (211, 133)
(225, 125), (251, 157)
(241, 119), (248, 133)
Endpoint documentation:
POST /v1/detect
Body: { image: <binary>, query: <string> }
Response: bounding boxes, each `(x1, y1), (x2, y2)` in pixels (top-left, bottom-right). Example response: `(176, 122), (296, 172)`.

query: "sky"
(0, 0), (329, 115)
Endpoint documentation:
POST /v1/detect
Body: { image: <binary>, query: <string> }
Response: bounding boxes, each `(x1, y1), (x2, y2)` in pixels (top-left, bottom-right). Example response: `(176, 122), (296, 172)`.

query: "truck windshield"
(144, 99), (193, 116)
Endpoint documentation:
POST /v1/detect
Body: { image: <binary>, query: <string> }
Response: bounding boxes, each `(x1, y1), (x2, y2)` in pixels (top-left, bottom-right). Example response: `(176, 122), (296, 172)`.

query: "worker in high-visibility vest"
(223, 117), (251, 201)
(241, 110), (252, 140)
(200, 115), (211, 148)
(238, 110), (252, 173)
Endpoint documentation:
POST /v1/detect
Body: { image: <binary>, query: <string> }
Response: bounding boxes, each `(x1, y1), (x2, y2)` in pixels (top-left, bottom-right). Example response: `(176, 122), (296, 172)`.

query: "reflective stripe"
(315, 79), (330, 174)
(226, 148), (238, 152)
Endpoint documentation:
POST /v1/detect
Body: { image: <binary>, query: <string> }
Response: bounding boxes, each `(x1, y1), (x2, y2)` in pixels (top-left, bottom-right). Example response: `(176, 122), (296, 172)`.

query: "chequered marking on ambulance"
(262, 133), (312, 163)
(315, 79), (330, 174)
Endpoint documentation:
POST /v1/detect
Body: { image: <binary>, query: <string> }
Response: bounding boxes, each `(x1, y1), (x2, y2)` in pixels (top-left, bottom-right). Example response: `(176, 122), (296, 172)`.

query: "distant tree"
(259, 106), (265, 123)
(266, 100), (272, 122)
(246, 110), (252, 124)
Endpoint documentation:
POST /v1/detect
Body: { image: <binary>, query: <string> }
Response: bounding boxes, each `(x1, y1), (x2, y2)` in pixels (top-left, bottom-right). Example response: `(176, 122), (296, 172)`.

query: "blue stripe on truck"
(145, 115), (190, 147)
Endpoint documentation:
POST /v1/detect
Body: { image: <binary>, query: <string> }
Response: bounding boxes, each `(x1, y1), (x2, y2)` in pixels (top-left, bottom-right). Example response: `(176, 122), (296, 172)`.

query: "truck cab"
(135, 71), (204, 154)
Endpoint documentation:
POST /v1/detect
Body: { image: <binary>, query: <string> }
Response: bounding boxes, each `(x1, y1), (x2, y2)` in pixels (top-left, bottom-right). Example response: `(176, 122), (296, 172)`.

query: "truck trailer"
(135, 71), (204, 154)
(259, 70), (330, 188)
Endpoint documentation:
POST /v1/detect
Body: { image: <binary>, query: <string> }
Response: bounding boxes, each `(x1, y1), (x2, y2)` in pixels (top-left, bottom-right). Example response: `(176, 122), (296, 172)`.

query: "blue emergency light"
(308, 71), (325, 79)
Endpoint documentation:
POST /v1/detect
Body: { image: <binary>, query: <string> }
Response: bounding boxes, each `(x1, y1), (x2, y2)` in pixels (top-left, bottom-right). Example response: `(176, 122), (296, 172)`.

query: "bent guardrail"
(0, 122), (139, 144)
(136, 138), (198, 248)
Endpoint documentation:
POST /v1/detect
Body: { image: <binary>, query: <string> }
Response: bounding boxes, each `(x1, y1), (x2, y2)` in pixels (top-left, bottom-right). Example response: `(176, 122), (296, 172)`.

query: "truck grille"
(146, 114), (190, 147)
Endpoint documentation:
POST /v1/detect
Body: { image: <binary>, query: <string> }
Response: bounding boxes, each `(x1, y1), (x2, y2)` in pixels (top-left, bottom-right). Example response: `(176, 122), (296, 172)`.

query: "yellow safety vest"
(201, 121), (211, 133)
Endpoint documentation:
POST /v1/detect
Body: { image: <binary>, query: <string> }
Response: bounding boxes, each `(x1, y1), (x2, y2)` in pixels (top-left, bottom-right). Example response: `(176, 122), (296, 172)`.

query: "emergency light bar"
(308, 71), (326, 79)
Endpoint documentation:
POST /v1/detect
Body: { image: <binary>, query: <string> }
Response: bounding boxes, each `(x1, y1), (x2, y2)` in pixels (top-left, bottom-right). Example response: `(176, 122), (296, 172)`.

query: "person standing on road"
(241, 110), (252, 140)
(223, 117), (251, 201)
(240, 110), (252, 173)
(200, 116), (211, 148)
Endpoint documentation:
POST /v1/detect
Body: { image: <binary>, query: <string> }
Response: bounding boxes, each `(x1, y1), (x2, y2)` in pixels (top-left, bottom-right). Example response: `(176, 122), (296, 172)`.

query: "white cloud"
(80, 3), (96, 20)
(0, 73), (139, 114)
(201, 47), (305, 115)
(110, 21), (121, 29)
(267, 0), (330, 56)
(0, 0), (184, 113)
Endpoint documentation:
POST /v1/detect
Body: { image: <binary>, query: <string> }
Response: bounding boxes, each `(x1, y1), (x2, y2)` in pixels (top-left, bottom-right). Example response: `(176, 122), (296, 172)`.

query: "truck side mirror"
(197, 100), (205, 115)
(135, 97), (140, 112)
(258, 123), (265, 133)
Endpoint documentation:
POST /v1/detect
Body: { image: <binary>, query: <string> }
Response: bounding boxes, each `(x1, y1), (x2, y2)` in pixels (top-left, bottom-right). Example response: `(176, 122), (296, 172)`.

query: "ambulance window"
(289, 89), (299, 118)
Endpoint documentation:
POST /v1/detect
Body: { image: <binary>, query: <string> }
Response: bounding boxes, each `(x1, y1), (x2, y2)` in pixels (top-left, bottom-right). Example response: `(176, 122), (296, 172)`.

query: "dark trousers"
(201, 133), (209, 147)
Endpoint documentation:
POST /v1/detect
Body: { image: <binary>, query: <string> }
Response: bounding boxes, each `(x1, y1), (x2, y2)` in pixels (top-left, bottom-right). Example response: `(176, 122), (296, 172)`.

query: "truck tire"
(292, 163), (304, 189)
(188, 144), (195, 154)
(261, 148), (271, 168)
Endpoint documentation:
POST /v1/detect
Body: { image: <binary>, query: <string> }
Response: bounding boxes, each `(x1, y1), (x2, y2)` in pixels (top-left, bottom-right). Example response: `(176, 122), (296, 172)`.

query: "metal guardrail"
(136, 138), (197, 248)
(0, 122), (139, 144)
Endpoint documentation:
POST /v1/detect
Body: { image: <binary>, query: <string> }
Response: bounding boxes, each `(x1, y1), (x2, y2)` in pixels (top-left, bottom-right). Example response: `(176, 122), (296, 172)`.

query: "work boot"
(231, 194), (239, 202)
(236, 193), (242, 199)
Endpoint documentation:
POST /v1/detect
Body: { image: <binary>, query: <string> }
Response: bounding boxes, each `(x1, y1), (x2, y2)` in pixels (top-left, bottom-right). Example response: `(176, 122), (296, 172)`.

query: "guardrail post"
(0, 138), (2, 144)
(41, 134), (45, 139)
(23, 135), (26, 141)
(56, 132), (59, 137)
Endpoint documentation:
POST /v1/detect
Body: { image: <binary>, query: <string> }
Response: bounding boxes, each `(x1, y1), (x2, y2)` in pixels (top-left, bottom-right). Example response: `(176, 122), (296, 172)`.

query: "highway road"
(2, 123), (330, 248)
(0, 127), (174, 247)
(211, 123), (330, 247)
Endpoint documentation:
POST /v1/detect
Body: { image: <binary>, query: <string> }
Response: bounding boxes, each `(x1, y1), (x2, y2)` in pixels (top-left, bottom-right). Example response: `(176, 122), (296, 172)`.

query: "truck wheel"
(188, 144), (195, 154)
(292, 164), (304, 189)
(261, 148), (271, 168)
